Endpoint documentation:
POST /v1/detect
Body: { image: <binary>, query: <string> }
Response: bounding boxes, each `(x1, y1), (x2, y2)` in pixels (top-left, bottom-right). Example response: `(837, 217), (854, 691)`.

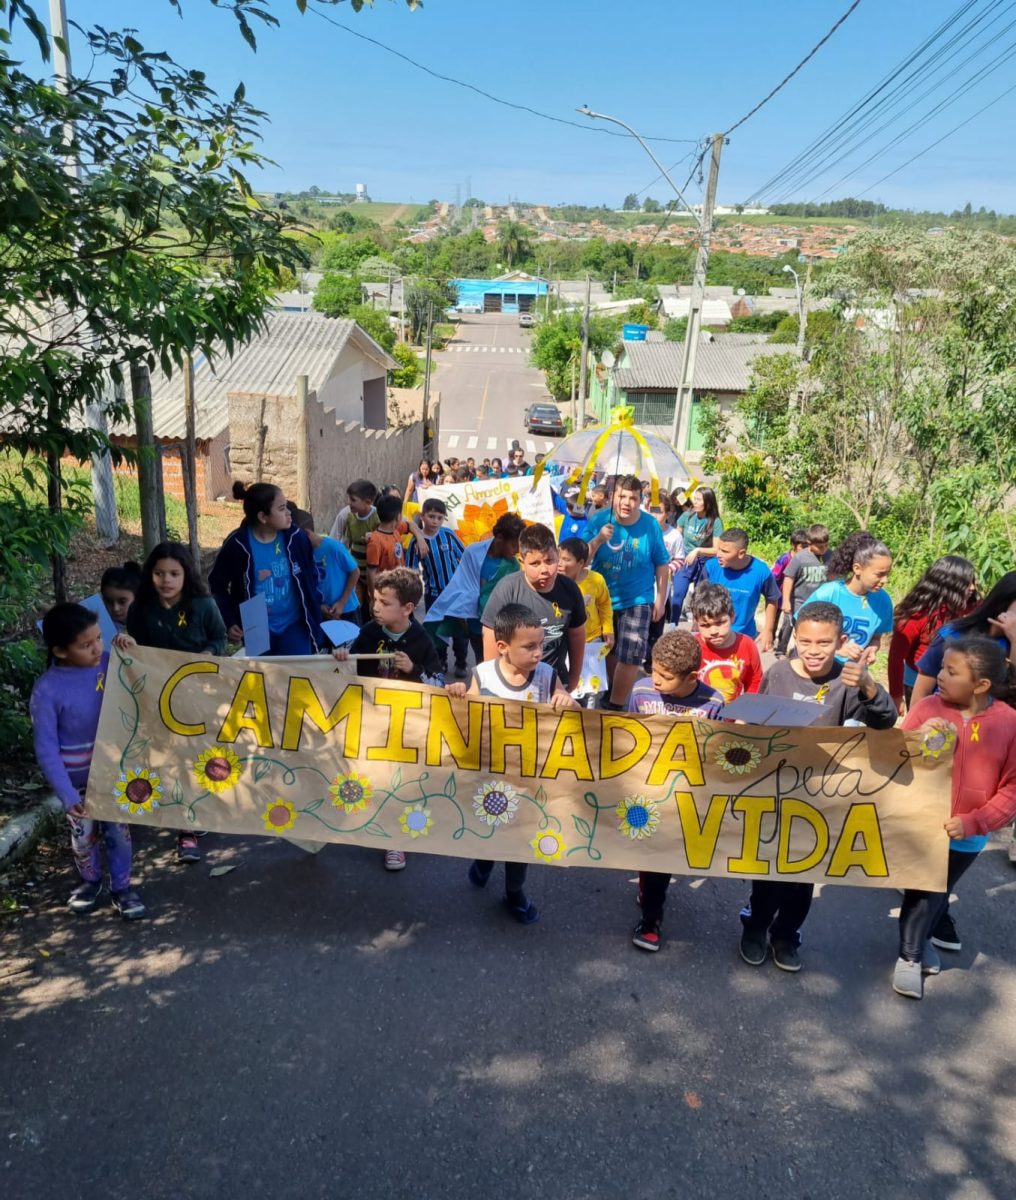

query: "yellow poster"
(85, 647), (953, 891)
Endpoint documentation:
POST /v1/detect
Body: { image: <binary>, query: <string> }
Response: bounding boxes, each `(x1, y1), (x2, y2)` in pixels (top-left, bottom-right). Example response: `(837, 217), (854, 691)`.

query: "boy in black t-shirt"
(480, 523), (585, 690)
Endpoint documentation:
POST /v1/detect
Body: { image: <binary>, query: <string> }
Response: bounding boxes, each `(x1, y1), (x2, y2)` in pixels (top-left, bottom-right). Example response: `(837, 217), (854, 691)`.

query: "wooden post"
(295, 374), (310, 510)
(130, 359), (165, 558)
(182, 353), (201, 575)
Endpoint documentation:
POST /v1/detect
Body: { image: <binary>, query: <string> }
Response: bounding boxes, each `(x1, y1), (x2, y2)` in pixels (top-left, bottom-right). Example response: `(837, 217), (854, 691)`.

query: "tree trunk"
(130, 359), (166, 559)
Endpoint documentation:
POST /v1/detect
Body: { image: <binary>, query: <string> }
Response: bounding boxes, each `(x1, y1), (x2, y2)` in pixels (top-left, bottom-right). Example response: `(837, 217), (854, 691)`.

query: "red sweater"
(903, 695), (1016, 837)
(888, 604), (973, 700)
(695, 632), (762, 703)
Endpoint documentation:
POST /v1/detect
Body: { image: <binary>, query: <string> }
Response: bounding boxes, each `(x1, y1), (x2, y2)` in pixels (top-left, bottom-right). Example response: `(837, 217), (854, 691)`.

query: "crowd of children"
(30, 470), (1016, 1003)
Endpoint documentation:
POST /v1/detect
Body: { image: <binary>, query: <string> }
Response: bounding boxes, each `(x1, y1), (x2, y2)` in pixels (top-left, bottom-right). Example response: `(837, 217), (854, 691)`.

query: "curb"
(0, 795), (63, 869)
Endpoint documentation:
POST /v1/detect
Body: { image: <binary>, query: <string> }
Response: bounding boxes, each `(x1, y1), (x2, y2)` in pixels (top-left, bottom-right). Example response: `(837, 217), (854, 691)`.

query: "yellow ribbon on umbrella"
(534, 409), (666, 507)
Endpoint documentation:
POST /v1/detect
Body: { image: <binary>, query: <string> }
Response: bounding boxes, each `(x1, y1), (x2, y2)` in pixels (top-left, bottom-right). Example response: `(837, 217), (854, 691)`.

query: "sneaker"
(177, 833), (201, 863)
(467, 861), (492, 889)
(892, 956), (923, 999)
(384, 849), (407, 871)
(739, 928), (769, 966)
(597, 695), (624, 711)
(930, 912), (961, 952)
(771, 939), (802, 973)
(110, 888), (147, 921)
(503, 893), (539, 925)
(632, 916), (662, 952)
(67, 879), (103, 914)
(454, 663), (469, 679)
(922, 942), (941, 976)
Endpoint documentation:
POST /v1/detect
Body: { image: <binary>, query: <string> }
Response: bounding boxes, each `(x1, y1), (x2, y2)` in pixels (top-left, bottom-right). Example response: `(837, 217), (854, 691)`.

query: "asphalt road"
(2, 828), (1015, 1199)
(435, 313), (563, 465)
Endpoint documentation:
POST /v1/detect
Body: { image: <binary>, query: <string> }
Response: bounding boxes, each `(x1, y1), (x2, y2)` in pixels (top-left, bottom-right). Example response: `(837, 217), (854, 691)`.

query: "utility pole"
(577, 274), (591, 429)
(181, 354), (201, 574)
(671, 133), (724, 454)
(421, 301), (434, 457)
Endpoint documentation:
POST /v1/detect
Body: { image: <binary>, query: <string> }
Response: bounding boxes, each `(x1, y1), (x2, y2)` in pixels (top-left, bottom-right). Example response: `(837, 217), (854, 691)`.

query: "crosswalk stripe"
(447, 433), (460, 447)
(467, 435), (478, 449)
(525, 438), (536, 453)
(486, 436), (497, 450)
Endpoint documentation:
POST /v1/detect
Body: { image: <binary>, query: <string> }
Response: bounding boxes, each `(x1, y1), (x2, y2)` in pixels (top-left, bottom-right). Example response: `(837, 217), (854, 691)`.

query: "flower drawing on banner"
(714, 737), (763, 775)
(457, 498), (511, 546)
(262, 798), (297, 833)
(193, 746), (243, 794)
(329, 771), (374, 813)
(114, 767), (162, 815)
(399, 803), (433, 839)
(531, 830), (566, 862)
(473, 781), (519, 828)
(920, 724), (957, 761)
(615, 794), (660, 841)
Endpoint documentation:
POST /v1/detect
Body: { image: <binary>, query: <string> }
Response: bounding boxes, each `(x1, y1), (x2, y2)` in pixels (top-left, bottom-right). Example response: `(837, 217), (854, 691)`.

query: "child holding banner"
(558, 536), (613, 704)
(334, 567), (445, 872)
(692, 583), (762, 703)
(740, 600), (896, 973)
(629, 630), (724, 953)
(31, 604), (146, 920)
(894, 636), (1016, 999)
(448, 604), (578, 924)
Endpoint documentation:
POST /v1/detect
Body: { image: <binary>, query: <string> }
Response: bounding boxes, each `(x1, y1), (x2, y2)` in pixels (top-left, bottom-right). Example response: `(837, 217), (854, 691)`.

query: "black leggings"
(898, 849), (978, 962)
(474, 860), (528, 895)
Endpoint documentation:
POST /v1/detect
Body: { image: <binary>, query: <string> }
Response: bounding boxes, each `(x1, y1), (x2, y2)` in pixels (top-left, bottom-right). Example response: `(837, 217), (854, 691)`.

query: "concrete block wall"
(228, 389), (440, 531)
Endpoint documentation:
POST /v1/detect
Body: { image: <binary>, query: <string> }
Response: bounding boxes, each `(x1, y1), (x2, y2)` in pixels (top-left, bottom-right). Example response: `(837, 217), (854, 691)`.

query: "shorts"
(613, 604), (652, 666)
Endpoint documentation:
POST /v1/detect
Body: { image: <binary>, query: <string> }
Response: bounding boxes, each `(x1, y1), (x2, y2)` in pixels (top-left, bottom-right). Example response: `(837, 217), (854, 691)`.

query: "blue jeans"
(67, 814), (132, 892)
(269, 624), (315, 655)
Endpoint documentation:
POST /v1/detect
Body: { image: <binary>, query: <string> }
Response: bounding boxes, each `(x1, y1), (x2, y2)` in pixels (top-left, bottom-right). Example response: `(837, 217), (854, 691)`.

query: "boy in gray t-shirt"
(782, 524), (833, 616)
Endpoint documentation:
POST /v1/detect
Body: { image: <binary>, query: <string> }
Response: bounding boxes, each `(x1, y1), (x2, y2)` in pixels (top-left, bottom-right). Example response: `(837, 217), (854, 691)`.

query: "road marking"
(525, 439), (536, 453)
(486, 436), (497, 450)
(467, 435), (478, 449)
(447, 433), (460, 447)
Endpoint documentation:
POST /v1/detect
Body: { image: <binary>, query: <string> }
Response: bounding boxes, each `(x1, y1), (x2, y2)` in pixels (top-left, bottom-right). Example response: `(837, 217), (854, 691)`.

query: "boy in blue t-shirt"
(292, 510), (361, 623)
(696, 528), (780, 651)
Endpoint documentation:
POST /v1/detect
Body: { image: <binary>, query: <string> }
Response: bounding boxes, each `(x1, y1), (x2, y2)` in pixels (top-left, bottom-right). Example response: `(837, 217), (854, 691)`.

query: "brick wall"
(227, 389), (441, 531)
(61, 432), (227, 508)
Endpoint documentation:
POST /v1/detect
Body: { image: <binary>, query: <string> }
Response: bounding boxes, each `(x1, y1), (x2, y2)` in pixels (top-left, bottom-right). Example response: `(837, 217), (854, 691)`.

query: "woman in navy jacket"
(210, 482), (325, 655)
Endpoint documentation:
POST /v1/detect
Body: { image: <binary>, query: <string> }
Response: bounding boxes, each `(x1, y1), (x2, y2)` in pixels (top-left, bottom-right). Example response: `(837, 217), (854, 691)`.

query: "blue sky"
(22, 0), (1016, 211)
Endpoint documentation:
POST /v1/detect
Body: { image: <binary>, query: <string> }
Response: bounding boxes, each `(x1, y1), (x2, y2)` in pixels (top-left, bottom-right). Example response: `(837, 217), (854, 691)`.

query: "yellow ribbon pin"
(970, 721), (980, 743)
(96, 672), (105, 692)
(177, 611), (187, 628)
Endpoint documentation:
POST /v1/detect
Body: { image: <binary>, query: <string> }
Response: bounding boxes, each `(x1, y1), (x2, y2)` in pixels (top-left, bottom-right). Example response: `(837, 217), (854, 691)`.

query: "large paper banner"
(425, 475), (555, 544)
(86, 648), (953, 891)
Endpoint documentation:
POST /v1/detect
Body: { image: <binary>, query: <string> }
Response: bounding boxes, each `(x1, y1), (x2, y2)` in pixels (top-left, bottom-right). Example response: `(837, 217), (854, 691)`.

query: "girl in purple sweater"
(30, 604), (146, 919)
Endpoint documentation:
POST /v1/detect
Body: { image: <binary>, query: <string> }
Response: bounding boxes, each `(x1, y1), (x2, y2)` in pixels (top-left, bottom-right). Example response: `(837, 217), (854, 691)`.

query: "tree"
(389, 342), (421, 388)
(403, 280), (455, 343)
(622, 193), (639, 211)
(530, 310), (624, 402)
(321, 236), (383, 272)
(312, 274), (364, 317)
(663, 317), (688, 342)
(643, 198), (662, 214)
(496, 220), (531, 270)
(349, 304), (395, 352)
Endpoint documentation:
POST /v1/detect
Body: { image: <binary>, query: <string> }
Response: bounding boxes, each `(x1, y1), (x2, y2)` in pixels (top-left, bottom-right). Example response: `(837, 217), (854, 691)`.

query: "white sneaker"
(384, 849), (407, 871)
(892, 957), (923, 999)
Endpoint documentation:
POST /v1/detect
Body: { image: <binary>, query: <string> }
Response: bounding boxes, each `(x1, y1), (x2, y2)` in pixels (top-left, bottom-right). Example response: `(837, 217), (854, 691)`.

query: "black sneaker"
(771, 939), (802, 972)
(110, 888), (147, 921)
(467, 861), (492, 889)
(67, 879), (103, 914)
(632, 916), (662, 952)
(930, 912), (961, 951)
(454, 663), (469, 679)
(739, 928), (768, 966)
(503, 893), (539, 925)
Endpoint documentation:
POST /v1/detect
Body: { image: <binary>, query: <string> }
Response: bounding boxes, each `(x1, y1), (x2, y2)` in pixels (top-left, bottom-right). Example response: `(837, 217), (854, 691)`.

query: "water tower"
(355, 183), (367, 204)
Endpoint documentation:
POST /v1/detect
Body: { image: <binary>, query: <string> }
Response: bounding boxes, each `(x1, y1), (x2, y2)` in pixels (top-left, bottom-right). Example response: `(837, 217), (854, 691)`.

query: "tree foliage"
(313, 273), (364, 316)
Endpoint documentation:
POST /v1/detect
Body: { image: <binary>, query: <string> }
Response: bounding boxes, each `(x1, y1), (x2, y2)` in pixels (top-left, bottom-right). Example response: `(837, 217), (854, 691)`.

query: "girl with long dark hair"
(810, 532), (894, 662)
(670, 486), (724, 621)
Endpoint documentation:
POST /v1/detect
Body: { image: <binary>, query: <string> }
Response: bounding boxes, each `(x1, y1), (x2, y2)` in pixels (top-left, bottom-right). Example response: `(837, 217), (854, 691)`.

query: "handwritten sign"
(84, 647), (953, 891)
(425, 475), (555, 544)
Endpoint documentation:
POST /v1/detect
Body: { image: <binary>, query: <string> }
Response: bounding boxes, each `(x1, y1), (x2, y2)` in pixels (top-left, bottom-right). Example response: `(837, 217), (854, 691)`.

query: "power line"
(721, 0), (863, 137)
(310, 7), (699, 145)
(855, 78), (1016, 196)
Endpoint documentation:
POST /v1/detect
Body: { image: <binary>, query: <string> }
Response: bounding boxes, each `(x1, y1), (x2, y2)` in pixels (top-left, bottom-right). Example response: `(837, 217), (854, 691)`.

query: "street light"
(782, 264), (806, 360)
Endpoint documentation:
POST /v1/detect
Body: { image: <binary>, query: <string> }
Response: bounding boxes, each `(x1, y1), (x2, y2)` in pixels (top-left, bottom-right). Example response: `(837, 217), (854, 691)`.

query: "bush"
(0, 638), (45, 754)
(389, 343), (421, 388)
(715, 452), (795, 540)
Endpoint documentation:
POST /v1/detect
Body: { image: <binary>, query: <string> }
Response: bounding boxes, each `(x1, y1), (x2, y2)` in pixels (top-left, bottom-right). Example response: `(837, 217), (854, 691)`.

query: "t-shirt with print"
(760, 658), (897, 729)
(365, 521), (410, 574)
(676, 511), (724, 551)
(702, 555), (781, 637)
(345, 509), (380, 570)
(314, 536), (361, 614)
(481, 572), (585, 681)
(586, 508), (669, 611)
(784, 548), (833, 614)
(808, 579), (894, 660)
(473, 658), (557, 704)
(627, 678), (724, 720)
(696, 632), (763, 702)
(250, 532), (300, 634)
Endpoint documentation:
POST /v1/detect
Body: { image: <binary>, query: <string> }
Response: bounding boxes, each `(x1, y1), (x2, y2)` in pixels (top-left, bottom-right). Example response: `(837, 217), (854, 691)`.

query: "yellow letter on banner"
(726, 794), (776, 875)
(281, 678), (363, 755)
(426, 696), (484, 770)
(599, 716), (651, 780)
(674, 791), (728, 870)
(366, 687), (423, 764)
(647, 722), (705, 788)
(541, 711), (594, 781)
(776, 798), (830, 874)
(217, 671), (273, 748)
(827, 804), (889, 878)
(159, 660), (219, 737)
(488, 703), (538, 777)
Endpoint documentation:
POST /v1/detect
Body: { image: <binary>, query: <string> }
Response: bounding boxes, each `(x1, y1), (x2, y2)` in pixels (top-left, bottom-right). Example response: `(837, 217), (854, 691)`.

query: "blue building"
(451, 271), (548, 315)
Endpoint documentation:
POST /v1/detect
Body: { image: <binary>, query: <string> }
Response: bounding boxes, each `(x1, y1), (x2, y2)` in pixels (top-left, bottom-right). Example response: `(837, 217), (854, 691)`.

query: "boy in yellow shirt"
(559, 536), (614, 703)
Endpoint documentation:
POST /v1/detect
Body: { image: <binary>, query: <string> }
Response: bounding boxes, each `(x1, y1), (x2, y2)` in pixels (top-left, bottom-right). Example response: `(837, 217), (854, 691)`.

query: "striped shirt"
(30, 653), (109, 811)
(406, 527), (466, 599)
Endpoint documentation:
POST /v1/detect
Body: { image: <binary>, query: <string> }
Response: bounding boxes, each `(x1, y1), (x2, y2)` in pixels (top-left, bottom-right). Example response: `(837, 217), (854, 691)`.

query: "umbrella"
(532, 407), (697, 507)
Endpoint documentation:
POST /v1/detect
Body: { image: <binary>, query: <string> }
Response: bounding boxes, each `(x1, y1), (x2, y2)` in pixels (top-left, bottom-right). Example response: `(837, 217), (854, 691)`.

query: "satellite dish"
(601, 350), (616, 368)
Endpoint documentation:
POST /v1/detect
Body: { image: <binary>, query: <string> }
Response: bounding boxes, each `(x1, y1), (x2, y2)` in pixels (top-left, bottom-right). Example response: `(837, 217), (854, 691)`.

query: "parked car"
(524, 403), (564, 435)
(518, 312), (534, 328)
